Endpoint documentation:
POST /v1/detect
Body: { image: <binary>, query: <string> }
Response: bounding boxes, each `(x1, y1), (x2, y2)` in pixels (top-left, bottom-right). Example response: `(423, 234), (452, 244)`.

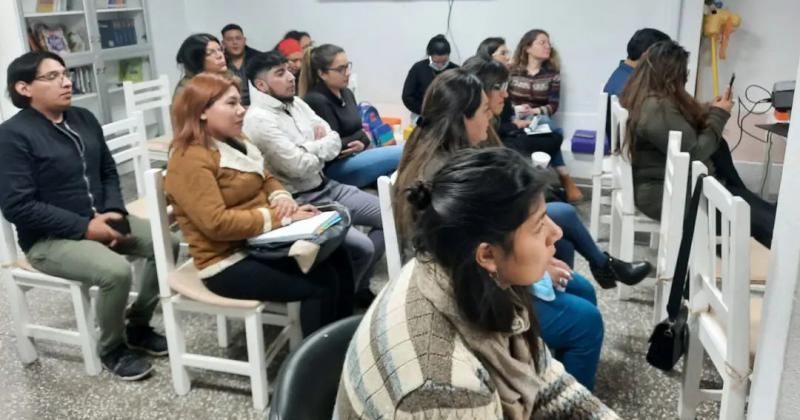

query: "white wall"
(182, 0), (682, 132)
(0, 0), (27, 121)
(146, 0), (191, 92)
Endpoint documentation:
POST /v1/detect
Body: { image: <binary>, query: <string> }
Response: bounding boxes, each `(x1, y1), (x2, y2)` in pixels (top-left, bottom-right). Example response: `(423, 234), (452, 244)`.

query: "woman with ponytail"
(299, 44), (402, 188)
(335, 147), (619, 419)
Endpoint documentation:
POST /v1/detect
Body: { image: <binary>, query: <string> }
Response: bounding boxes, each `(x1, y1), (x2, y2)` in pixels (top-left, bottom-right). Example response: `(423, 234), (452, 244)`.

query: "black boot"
(590, 253), (652, 289)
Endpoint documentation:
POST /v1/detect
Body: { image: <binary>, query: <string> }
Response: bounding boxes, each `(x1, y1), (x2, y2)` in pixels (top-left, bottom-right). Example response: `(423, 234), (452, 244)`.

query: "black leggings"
(204, 249), (354, 336)
(710, 141), (776, 248)
(502, 132), (563, 159)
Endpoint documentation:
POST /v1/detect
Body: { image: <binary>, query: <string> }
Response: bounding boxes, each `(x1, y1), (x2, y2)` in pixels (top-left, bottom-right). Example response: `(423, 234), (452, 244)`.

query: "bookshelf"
(16, 0), (156, 124)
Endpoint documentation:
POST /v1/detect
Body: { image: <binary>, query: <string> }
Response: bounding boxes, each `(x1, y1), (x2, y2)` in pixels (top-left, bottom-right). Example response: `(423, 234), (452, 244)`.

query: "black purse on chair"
(646, 174), (706, 371)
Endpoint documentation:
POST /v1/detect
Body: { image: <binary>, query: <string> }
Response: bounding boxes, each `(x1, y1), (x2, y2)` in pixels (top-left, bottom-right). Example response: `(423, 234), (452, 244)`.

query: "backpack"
(358, 102), (396, 147)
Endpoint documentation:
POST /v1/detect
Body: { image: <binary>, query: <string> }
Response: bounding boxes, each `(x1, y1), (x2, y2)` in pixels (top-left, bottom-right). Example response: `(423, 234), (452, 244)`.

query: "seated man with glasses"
(0, 51), (167, 381)
(243, 50), (385, 306)
(299, 43), (402, 189)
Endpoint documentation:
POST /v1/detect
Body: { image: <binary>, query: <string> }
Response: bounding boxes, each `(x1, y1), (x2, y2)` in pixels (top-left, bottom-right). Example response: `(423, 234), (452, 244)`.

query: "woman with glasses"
(509, 29), (583, 202)
(173, 33), (232, 99)
(298, 44), (402, 188)
(476, 36), (511, 69)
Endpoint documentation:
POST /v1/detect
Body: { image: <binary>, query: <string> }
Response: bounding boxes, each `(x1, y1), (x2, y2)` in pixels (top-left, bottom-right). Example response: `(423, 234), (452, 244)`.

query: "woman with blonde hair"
(166, 73), (354, 335)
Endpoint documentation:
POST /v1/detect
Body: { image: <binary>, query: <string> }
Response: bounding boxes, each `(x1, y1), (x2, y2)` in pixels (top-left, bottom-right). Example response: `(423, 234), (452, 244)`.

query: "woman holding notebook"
(165, 73), (354, 335)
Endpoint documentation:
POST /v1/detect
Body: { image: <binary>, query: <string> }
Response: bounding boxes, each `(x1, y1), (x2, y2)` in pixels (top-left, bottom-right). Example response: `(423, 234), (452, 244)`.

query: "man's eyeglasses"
(492, 81), (509, 92)
(205, 47), (225, 57)
(326, 62), (352, 75)
(34, 70), (71, 83)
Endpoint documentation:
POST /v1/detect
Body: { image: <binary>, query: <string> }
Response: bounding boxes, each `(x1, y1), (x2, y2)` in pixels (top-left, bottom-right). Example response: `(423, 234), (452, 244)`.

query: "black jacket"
(401, 58), (459, 114)
(304, 84), (370, 149)
(0, 107), (126, 252)
(227, 45), (262, 106)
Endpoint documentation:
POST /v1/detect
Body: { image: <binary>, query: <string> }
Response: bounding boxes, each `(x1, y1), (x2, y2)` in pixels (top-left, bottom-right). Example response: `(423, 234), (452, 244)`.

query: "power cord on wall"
(731, 83), (773, 152)
(445, 0), (461, 63)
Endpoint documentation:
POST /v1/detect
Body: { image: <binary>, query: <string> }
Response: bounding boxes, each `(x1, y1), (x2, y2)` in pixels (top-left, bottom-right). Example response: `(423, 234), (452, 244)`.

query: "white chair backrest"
(691, 166), (751, 373)
(103, 112), (149, 199)
(122, 74), (172, 138)
(0, 212), (21, 266)
(609, 96), (636, 214)
(145, 169), (177, 298)
(377, 175), (402, 281)
(656, 132), (690, 279)
(593, 91), (609, 175)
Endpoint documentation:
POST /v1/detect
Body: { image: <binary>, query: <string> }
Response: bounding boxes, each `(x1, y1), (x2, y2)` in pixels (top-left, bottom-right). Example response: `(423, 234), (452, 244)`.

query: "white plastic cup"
(531, 151), (551, 168)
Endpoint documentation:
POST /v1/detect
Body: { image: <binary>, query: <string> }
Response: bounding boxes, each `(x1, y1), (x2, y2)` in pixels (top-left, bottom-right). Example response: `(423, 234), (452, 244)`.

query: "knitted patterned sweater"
(334, 259), (619, 419)
(509, 68), (561, 117)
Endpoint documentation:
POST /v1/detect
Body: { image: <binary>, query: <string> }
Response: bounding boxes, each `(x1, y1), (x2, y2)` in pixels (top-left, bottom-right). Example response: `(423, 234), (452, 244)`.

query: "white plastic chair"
(679, 161), (763, 420)
(103, 111), (151, 220)
(0, 213), (102, 375)
(122, 75), (172, 161)
(589, 91), (614, 240)
(608, 96), (661, 299)
(377, 174), (402, 281)
(652, 132), (691, 324)
(145, 169), (302, 410)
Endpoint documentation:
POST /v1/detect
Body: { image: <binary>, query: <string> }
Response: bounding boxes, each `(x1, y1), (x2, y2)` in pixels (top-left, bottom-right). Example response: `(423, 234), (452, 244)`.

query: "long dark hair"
(297, 43), (344, 97)
(620, 40), (706, 159)
(407, 147), (547, 362)
(476, 37), (505, 61)
(462, 56), (509, 144)
(395, 69), (498, 240)
(511, 29), (560, 73)
(176, 33), (222, 78)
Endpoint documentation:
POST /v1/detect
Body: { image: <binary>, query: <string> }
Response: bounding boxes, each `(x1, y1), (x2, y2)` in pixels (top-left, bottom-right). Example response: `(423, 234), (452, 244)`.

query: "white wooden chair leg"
(287, 302), (303, 350)
(609, 201), (621, 258)
(679, 317), (704, 420)
(216, 314), (230, 348)
(590, 176), (602, 240)
(70, 284), (102, 375)
(245, 311), (268, 410)
(617, 217), (635, 300)
(652, 280), (670, 325)
(6, 279), (38, 364)
(719, 378), (748, 420)
(649, 233), (659, 250)
(163, 301), (191, 395)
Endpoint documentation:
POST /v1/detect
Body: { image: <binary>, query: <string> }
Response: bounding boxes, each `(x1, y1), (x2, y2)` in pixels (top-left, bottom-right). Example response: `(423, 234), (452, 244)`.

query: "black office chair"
(268, 315), (363, 420)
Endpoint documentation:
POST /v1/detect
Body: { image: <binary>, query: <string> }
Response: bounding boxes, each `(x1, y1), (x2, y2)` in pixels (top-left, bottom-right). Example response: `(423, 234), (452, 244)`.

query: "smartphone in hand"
(727, 73), (736, 99)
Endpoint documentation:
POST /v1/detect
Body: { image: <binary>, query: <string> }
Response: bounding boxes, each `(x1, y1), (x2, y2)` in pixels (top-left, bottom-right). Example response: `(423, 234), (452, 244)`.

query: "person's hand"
(712, 87), (734, 113)
(290, 204), (320, 222)
(337, 143), (360, 159)
(515, 103), (533, 116)
(347, 141), (365, 153)
(547, 258), (572, 290)
(513, 119), (531, 129)
(313, 125), (327, 140)
(85, 213), (123, 246)
(531, 107), (542, 116)
(270, 196), (298, 220)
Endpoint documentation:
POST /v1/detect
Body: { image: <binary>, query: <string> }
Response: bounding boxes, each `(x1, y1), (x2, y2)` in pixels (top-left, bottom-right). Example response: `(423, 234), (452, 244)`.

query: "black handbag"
(248, 202), (351, 273)
(646, 174), (706, 371)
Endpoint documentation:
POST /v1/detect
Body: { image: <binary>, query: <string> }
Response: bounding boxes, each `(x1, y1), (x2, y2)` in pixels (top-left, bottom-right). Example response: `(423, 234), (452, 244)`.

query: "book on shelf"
(107, 0), (127, 8)
(119, 58), (144, 83)
(70, 67), (95, 95)
(35, 0), (68, 12)
(99, 18), (137, 48)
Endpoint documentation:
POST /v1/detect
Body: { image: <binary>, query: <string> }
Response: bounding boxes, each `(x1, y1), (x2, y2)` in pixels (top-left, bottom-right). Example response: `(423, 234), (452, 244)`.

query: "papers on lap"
(247, 211), (341, 245)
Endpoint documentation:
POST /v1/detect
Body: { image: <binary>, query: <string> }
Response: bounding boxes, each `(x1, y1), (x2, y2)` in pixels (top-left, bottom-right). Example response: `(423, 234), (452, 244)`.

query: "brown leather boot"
(559, 173), (584, 202)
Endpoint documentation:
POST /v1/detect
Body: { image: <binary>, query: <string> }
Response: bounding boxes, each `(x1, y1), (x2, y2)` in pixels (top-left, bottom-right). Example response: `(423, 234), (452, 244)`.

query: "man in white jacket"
(243, 51), (384, 303)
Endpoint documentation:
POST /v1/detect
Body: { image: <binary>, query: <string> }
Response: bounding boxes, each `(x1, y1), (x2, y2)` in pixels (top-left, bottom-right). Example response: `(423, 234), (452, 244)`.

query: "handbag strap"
(665, 174), (707, 321)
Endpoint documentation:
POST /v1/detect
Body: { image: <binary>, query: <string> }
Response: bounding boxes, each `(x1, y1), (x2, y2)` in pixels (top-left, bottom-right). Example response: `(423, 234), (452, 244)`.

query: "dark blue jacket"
(0, 107), (126, 252)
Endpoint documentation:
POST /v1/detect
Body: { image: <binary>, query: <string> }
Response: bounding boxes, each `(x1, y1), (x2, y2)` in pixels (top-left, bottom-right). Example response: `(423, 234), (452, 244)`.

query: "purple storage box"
(571, 129), (610, 155)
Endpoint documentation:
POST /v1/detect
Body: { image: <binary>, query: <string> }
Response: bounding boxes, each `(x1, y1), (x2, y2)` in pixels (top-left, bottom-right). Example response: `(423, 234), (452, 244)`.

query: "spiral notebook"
(247, 211), (340, 246)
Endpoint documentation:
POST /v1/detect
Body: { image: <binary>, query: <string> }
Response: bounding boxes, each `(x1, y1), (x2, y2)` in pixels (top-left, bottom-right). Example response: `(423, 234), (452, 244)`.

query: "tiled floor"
(0, 182), (724, 419)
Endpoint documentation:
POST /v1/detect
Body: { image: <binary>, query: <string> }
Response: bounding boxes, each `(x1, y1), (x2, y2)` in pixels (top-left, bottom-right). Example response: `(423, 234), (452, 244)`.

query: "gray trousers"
(297, 180), (385, 292)
(26, 215), (160, 356)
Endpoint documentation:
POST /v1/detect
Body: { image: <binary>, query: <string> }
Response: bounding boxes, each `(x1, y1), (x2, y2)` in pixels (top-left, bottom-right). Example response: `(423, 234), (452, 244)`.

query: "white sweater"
(244, 87), (342, 193)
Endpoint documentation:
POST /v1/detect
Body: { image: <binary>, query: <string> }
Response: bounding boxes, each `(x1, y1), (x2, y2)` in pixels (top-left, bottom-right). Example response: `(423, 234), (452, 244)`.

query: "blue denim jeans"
(547, 202), (607, 267)
(534, 272), (603, 390)
(324, 145), (403, 188)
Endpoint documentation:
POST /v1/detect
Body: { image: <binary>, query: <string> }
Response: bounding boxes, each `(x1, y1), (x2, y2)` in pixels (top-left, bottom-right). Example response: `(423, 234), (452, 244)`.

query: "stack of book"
(98, 18), (137, 48)
(69, 67), (95, 95)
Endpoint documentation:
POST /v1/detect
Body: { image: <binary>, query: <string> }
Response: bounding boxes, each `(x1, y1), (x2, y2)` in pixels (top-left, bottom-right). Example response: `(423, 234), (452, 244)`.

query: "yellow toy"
(703, 5), (742, 97)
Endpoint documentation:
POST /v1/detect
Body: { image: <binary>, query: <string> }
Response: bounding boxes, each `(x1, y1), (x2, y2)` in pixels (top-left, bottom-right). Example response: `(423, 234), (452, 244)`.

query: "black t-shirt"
(304, 84), (370, 149)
